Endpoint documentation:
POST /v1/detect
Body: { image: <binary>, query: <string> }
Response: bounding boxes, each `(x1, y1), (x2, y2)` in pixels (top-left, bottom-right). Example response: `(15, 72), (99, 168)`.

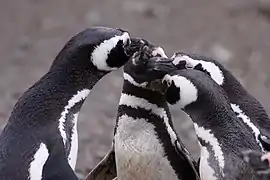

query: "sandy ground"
(1, 0), (270, 177)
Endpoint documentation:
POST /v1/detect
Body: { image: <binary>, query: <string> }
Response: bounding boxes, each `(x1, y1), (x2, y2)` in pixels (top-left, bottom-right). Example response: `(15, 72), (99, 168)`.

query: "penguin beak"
(151, 57), (178, 74)
(144, 57), (177, 93)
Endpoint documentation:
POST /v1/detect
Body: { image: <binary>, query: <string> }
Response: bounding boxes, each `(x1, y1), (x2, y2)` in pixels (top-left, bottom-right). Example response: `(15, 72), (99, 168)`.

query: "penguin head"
(162, 69), (229, 110)
(123, 43), (176, 89)
(50, 27), (144, 73)
(171, 52), (226, 86)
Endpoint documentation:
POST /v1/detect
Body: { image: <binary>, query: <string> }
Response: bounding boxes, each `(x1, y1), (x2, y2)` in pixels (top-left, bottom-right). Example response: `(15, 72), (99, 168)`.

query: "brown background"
(1, 0), (270, 177)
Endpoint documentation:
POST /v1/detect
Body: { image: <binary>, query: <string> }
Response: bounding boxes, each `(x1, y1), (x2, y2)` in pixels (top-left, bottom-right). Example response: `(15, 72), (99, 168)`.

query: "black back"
(164, 69), (261, 179)
(0, 27), (144, 179)
(172, 52), (270, 146)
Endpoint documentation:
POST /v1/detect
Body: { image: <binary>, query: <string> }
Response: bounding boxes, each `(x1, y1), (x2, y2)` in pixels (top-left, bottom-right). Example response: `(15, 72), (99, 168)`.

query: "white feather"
(91, 32), (130, 71)
(194, 123), (224, 177)
(58, 89), (90, 169)
(58, 89), (90, 145)
(163, 74), (198, 108)
(123, 73), (148, 87)
(114, 114), (179, 180)
(172, 54), (224, 85)
(119, 93), (178, 145)
(198, 142), (218, 180)
(68, 112), (79, 170)
(152, 47), (168, 58)
(231, 104), (263, 151)
(29, 143), (49, 180)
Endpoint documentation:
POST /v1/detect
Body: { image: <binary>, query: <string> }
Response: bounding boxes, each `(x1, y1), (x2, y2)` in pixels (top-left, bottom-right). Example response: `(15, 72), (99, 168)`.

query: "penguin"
(85, 38), (164, 180)
(241, 150), (270, 180)
(86, 43), (200, 180)
(85, 40), (182, 180)
(158, 68), (263, 179)
(110, 44), (199, 180)
(0, 27), (144, 180)
(170, 52), (270, 152)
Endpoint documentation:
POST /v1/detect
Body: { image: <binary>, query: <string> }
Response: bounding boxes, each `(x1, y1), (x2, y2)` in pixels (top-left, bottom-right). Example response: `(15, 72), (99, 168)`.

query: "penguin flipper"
(86, 146), (116, 180)
(174, 140), (200, 180)
(42, 154), (79, 180)
(196, 157), (200, 173)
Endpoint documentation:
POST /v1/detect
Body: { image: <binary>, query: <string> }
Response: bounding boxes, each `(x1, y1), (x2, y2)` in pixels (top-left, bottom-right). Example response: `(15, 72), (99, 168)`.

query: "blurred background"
(1, 0), (270, 177)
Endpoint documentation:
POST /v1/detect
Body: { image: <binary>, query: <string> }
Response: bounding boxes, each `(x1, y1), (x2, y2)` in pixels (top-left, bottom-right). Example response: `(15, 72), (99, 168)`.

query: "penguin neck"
(9, 65), (106, 127)
(186, 97), (240, 133)
(222, 67), (270, 126)
(116, 80), (172, 130)
(115, 81), (199, 180)
(122, 81), (167, 107)
(185, 97), (260, 151)
(220, 68), (249, 99)
(48, 62), (105, 90)
(188, 100), (261, 180)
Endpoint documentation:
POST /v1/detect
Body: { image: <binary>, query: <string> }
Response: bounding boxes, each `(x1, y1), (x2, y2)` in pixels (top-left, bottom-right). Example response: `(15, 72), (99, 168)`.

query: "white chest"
(199, 145), (218, 180)
(67, 113), (79, 170)
(114, 115), (179, 180)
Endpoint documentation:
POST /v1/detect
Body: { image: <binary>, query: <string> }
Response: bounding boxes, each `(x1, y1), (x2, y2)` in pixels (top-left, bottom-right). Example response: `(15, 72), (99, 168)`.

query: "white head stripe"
(91, 32), (130, 71)
(152, 47), (168, 58)
(172, 54), (194, 67)
(163, 74), (198, 108)
(172, 54), (225, 85)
